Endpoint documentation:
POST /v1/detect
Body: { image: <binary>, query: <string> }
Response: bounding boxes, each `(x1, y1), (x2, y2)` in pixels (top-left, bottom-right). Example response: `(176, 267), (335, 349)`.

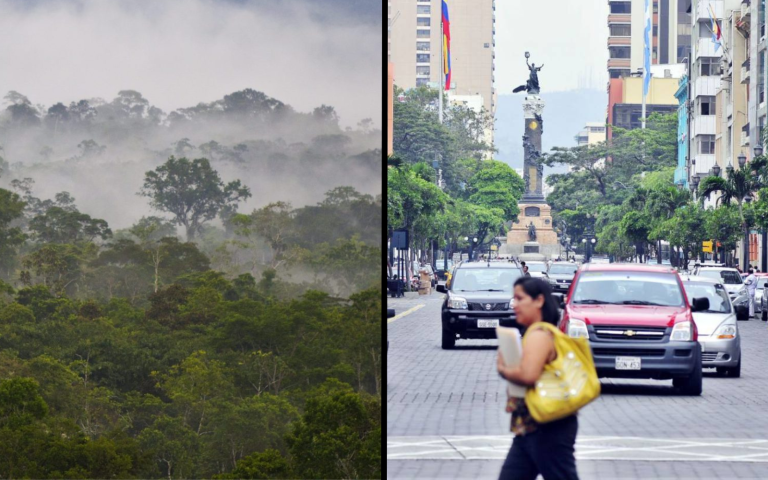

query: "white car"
(691, 266), (750, 316)
(523, 261), (548, 279)
(681, 276), (742, 377)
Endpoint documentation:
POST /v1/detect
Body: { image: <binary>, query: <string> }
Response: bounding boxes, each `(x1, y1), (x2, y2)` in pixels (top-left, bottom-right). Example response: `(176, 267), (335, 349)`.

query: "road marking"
(387, 435), (768, 462)
(388, 304), (425, 323)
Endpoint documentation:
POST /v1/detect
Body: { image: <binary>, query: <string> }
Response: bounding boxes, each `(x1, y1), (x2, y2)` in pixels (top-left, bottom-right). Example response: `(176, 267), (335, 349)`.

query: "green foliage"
(140, 156), (252, 240)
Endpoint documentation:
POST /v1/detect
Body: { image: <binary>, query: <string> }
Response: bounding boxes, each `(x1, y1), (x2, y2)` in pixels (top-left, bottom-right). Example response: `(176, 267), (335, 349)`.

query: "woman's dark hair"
(513, 276), (559, 326)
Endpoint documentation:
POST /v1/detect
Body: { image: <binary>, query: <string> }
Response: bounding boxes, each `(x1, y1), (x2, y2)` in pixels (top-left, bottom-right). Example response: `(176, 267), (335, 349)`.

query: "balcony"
(696, 0), (723, 22)
(697, 37), (722, 59)
(692, 154), (717, 175)
(693, 115), (717, 136)
(608, 37), (631, 46)
(607, 58), (631, 69)
(694, 76), (720, 97)
(608, 14), (631, 24)
(742, 58), (751, 84)
(741, 0), (751, 21)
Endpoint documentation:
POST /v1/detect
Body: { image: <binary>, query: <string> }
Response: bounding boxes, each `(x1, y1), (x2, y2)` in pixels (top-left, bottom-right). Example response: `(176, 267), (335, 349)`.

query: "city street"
(387, 290), (768, 479)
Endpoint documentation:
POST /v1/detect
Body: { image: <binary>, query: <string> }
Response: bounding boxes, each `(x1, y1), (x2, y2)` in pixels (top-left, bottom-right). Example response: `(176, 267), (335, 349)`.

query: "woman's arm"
(497, 329), (554, 387)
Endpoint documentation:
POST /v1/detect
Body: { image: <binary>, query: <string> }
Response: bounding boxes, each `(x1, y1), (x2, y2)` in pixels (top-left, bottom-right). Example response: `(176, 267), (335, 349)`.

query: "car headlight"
(714, 323), (737, 339)
(448, 296), (468, 309)
(567, 319), (589, 338)
(671, 321), (693, 341)
(508, 298), (516, 309)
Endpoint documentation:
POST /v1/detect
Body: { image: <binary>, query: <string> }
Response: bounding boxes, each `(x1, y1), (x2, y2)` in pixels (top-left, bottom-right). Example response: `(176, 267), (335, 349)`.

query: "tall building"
(607, 0), (692, 138)
(574, 122), (608, 146)
(388, 0), (496, 144)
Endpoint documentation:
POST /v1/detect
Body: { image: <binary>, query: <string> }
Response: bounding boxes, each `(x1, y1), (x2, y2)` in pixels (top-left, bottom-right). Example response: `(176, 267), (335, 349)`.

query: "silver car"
(682, 276), (742, 377)
(547, 262), (578, 293)
(693, 267), (750, 319)
(524, 261), (549, 279)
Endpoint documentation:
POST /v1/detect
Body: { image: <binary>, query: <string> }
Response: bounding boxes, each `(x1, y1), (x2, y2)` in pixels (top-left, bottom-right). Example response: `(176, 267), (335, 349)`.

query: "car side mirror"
(436, 284), (447, 293)
(691, 297), (710, 312)
(387, 309), (396, 319)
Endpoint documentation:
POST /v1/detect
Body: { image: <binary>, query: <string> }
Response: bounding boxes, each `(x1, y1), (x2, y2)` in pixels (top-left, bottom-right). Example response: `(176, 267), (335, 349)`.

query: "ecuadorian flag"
(708, 3), (721, 51)
(442, 0), (451, 91)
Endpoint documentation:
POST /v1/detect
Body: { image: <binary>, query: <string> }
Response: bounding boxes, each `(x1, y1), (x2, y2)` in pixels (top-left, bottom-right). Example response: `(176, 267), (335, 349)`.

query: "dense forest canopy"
(0, 88), (382, 479)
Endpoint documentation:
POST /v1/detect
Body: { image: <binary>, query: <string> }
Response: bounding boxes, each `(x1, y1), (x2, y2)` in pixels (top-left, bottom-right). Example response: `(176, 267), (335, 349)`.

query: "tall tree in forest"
(139, 157), (251, 241)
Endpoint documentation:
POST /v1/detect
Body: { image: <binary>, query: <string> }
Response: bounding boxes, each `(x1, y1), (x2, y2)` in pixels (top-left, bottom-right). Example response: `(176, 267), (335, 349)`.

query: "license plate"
(615, 356), (641, 370)
(477, 319), (499, 328)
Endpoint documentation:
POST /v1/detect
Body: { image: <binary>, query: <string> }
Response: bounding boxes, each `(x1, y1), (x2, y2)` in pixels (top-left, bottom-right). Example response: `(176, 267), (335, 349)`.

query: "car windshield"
(758, 278), (768, 288)
(451, 268), (522, 293)
(526, 263), (547, 272)
(549, 264), (577, 274)
(697, 269), (743, 285)
(572, 271), (684, 306)
(683, 283), (731, 313)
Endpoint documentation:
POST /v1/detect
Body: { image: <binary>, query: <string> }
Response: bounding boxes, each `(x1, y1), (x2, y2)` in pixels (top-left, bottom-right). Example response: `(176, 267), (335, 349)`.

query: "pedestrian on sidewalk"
(745, 268), (757, 317)
(496, 278), (580, 480)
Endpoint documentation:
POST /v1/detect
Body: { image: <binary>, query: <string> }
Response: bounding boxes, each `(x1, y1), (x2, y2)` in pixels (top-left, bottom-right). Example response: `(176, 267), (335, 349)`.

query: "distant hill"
(494, 89), (607, 176)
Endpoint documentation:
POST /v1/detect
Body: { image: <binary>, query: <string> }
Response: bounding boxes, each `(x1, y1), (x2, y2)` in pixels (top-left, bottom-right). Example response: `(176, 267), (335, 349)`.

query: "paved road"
(386, 291), (768, 479)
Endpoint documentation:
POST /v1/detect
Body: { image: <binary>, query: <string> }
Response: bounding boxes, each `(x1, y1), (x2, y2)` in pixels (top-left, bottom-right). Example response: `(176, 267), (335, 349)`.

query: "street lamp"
(464, 236), (479, 261)
(756, 144), (764, 157)
(726, 162), (734, 176)
(739, 152), (747, 168)
(712, 163), (721, 178)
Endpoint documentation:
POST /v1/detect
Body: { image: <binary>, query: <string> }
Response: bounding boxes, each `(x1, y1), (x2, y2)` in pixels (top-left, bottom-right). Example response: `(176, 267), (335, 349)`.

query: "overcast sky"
(0, 0), (381, 127)
(496, 0), (609, 94)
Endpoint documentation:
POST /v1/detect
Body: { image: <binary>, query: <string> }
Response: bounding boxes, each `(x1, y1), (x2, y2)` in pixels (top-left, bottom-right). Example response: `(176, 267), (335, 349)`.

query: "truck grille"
(592, 348), (665, 358)
(593, 326), (667, 341)
(468, 302), (509, 311)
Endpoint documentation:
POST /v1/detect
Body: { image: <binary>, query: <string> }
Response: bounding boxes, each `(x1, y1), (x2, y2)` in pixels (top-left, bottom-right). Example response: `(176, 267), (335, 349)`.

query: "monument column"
(521, 95), (545, 204)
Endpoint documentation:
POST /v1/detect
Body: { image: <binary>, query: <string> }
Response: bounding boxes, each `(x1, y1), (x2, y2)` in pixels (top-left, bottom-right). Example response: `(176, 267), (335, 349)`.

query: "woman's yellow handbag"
(523, 322), (600, 423)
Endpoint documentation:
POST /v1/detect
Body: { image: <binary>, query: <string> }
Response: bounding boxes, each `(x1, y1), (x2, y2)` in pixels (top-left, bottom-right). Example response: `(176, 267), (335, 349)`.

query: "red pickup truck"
(557, 264), (709, 395)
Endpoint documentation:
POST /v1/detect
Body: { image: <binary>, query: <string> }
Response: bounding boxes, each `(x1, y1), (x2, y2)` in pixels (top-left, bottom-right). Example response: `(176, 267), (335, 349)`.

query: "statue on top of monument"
(513, 52), (544, 95)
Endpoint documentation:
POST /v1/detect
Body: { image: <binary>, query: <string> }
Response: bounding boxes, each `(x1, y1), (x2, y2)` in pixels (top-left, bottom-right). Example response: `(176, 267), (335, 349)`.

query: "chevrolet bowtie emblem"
(485, 304), (492, 310)
(624, 330), (637, 337)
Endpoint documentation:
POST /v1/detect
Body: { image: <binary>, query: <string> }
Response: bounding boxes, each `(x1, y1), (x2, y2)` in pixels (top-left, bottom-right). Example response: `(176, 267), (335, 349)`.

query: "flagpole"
(439, 15), (444, 125)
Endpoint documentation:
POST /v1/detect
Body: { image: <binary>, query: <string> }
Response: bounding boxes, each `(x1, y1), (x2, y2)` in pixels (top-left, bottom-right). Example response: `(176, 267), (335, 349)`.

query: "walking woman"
(496, 277), (579, 480)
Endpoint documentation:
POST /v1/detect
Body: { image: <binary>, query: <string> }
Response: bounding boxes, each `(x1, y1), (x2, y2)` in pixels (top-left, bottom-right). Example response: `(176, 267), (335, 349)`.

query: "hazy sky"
(0, 0), (382, 127)
(496, 0), (609, 94)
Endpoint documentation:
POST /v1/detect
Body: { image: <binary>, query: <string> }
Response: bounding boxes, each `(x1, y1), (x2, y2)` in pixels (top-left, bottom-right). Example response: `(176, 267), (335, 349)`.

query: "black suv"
(436, 262), (523, 349)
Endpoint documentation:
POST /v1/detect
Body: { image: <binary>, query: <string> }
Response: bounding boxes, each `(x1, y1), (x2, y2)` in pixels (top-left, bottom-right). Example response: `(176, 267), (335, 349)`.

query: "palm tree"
(699, 154), (768, 267)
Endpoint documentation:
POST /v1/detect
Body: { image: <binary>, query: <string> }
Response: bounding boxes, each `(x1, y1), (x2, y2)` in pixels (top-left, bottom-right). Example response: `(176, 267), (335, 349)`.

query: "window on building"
(700, 57), (721, 76)
(416, 66), (430, 76)
(416, 29), (430, 38)
(417, 17), (431, 27)
(416, 54), (430, 63)
(609, 46), (631, 59)
(416, 5), (430, 14)
(699, 135), (716, 154)
(417, 41), (431, 52)
(609, 69), (630, 79)
(653, 1), (658, 14)
(416, 78), (430, 87)
(700, 96), (716, 115)
(653, 48), (658, 60)
(653, 25), (658, 36)
(610, 2), (631, 13)
(609, 24), (631, 36)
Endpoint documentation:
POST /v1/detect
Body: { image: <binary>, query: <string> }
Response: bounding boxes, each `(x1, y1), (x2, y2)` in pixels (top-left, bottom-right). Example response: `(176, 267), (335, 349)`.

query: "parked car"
(691, 266), (750, 318)
(755, 274), (768, 313)
(547, 262), (578, 293)
(436, 262), (523, 349)
(435, 260), (454, 281)
(681, 276), (742, 377)
(557, 264), (707, 395)
(524, 261), (548, 279)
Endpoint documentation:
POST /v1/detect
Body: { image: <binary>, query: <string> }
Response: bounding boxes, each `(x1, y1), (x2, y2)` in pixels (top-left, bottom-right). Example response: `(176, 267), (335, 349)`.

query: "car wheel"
(441, 328), (456, 349)
(673, 350), (702, 395)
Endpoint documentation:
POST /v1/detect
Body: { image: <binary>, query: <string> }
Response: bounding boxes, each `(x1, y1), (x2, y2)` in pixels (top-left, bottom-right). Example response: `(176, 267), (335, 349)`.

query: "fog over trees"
(0, 87), (381, 478)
